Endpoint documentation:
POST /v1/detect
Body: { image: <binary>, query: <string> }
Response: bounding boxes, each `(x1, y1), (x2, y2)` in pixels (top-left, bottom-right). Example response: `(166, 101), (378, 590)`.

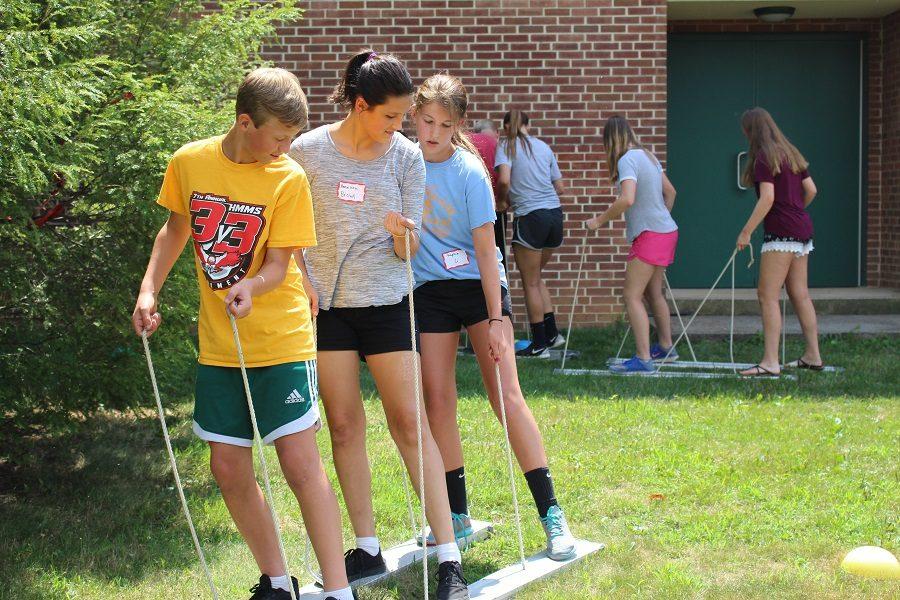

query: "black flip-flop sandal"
(797, 358), (825, 371)
(786, 358), (825, 371)
(741, 364), (780, 377)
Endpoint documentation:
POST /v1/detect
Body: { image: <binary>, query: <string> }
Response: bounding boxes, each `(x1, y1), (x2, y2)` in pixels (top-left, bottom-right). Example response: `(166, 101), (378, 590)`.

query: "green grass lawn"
(3, 329), (898, 599)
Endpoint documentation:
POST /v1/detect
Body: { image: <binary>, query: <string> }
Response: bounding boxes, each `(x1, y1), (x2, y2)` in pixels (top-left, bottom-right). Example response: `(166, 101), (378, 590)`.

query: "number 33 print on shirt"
(189, 191), (266, 290)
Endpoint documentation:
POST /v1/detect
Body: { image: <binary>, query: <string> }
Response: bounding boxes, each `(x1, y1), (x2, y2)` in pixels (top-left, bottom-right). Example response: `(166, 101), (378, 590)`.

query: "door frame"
(666, 32), (869, 286)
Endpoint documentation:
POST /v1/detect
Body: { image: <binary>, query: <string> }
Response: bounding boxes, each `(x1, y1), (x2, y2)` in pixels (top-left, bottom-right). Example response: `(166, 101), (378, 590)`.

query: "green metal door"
(666, 34), (863, 287)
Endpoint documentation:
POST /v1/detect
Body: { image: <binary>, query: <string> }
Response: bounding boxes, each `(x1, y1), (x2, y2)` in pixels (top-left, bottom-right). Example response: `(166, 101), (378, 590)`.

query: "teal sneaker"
(540, 505), (576, 561)
(416, 512), (474, 547)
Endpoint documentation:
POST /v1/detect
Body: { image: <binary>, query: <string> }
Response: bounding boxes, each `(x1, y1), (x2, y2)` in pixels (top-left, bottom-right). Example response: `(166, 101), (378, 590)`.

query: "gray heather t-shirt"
(494, 136), (562, 217)
(618, 148), (677, 242)
(288, 125), (426, 310)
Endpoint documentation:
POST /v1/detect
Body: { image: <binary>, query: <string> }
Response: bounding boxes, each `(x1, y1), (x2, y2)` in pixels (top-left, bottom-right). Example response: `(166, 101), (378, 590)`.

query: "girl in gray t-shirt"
(585, 115), (679, 373)
(288, 50), (467, 598)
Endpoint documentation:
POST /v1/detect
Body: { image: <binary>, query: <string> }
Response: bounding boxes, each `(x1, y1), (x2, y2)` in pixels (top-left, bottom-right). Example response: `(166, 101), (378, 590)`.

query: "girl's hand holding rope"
(488, 318), (507, 363)
(736, 229), (751, 251)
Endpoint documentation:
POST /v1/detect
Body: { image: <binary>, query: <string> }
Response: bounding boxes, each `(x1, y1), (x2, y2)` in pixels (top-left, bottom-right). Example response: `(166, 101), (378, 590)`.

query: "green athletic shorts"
(193, 360), (319, 447)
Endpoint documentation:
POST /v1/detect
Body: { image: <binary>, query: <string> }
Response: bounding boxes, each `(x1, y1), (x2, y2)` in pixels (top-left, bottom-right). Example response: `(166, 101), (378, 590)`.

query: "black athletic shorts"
(317, 296), (418, 356)
(414, 279), (513, 334)
(511, 207), (563, 250)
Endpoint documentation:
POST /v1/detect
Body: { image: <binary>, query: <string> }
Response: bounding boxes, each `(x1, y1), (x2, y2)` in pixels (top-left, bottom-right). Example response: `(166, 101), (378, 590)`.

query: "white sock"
(323, 586), (354, 600)
(355, 536), (380, 556)
(436, 542), (461, 564)
(268, 574), (291, 592)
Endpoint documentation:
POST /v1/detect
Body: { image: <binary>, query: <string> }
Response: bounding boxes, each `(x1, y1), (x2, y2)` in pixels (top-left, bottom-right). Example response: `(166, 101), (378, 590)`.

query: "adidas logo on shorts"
(285, 389), (304, 404)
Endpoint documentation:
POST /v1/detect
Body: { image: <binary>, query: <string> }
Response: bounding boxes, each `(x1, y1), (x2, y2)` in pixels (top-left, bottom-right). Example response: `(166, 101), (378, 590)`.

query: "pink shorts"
(627, 230), (678, 266)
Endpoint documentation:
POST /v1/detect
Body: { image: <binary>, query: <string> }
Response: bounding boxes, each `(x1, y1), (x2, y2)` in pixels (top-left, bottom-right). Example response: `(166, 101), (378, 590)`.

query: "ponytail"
(501, 109), (532, 160)
(329, 49), (414, 109)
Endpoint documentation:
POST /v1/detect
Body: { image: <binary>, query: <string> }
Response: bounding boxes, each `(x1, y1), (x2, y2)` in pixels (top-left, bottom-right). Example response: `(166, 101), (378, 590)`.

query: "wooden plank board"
(555, 368), (797, 381)
(468, 538), (604, 599)
(297, 519), (494, 596)
(606, 357), (842, 373)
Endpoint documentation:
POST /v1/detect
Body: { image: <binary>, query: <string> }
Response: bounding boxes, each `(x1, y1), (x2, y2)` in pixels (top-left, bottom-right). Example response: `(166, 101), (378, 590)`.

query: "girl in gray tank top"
(288, 50), (468, 598)
(585, 115), (679, 373)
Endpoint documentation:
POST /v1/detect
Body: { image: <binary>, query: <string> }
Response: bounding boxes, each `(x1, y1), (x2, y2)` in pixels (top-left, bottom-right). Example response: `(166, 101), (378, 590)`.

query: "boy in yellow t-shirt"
(131, 68), (352, 600)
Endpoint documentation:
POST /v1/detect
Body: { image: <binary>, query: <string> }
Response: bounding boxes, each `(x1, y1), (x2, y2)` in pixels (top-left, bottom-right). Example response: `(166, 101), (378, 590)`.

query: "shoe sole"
(417, 527), (475, 547)
(347, 564), (389, 583)
(547, 546), (577, 561)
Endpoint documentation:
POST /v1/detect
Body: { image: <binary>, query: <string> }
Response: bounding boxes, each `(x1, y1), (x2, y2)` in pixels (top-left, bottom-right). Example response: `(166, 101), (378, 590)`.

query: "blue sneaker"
(609, 356), (654, 373)
(540, 505), (576, 561)
(649, 344), (679, 363)
(416, 512), (474, 547)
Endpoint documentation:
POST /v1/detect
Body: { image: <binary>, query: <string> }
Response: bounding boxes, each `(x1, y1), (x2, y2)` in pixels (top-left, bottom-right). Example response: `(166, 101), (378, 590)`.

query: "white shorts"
(761, 235), (814, 257)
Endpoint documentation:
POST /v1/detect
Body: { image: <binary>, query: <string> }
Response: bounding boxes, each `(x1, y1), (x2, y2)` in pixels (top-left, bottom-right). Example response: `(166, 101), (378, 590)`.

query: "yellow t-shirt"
(157, 136), (317, 367)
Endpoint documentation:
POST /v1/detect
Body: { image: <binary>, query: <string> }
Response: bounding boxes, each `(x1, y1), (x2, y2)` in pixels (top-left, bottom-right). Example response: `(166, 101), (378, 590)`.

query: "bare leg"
(468, 317), (548, 471)
(208, 442), (282, 575)
(740, 251), (792, 375)
(644, 267), (672, 348)
(317, 351), (375, 537)
(623, 259), (658, 360)
(538, 248), (557, 315)
(784, 254), (822, 365)
(275, 429), (349, 591)
(420, 331), (464, 470)
(366, 351), (455, 546)
(513, 243), (548, 325)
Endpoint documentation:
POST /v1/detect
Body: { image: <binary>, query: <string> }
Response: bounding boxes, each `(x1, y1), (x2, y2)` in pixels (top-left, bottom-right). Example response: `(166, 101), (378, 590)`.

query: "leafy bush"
(0, 0), (302, 422)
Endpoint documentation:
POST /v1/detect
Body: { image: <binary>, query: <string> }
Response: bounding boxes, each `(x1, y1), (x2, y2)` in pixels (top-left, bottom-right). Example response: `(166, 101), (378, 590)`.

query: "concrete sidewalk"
(671, 314), (900, 336)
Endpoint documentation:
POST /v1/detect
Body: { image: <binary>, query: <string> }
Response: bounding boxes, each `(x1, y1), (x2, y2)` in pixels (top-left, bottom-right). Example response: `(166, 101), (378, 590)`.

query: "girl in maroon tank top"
(736, 107), (824, 376)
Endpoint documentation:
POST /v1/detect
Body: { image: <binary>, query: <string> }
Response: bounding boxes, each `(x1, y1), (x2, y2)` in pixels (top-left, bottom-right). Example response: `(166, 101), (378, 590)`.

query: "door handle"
(737, 151), (748, 191)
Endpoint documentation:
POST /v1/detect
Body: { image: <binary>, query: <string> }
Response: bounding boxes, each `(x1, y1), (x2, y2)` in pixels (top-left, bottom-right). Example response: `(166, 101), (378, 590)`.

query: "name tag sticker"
(337, 181), (366, 204)
(442, 249), (470, 270)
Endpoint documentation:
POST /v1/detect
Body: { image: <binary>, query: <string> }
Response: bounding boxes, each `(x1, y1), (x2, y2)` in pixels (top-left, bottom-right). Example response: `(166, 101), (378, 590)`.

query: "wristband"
(254, 274), (265, 285)
(488, 318), (503, 325)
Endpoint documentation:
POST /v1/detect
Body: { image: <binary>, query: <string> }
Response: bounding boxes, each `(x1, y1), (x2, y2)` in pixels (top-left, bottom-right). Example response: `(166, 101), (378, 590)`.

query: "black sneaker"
(248, 574), (299, 599)
(436, 561), (469, 600)
(324, 591), (359, 600)
(344, 547), (388, 583)
(515, 342), (550, 358)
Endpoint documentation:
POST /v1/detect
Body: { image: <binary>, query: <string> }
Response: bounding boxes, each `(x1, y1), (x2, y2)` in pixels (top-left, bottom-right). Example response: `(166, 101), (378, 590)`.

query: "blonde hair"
(501, 109), (532, 160)
(236, 67), (308, 128)
(603, 115), (657, 182)
(741, 107), (808, 188)
(414, 73), (491, 179)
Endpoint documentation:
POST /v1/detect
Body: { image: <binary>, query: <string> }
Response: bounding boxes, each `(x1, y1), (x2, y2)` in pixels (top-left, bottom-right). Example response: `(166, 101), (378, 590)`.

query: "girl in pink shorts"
(586, 116), (679, 372)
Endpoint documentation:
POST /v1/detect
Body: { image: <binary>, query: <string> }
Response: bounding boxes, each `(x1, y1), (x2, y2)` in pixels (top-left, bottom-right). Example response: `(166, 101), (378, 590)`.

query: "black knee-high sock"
(445, 467), (468, 515)
(524, 467), (558, 518)
(529, 321), (547, 347)
(543, 312), (558, 340)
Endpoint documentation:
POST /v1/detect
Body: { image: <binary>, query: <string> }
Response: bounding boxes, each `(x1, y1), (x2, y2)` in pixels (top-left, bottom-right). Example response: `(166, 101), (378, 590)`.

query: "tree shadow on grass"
(0, 406), (235, 593)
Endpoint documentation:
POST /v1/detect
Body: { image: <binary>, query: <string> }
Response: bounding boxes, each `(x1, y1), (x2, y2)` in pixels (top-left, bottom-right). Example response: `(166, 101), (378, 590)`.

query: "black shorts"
(512, 207), (563, 250)
(317, 297), (418, 356)
(414, 279), (513, 334)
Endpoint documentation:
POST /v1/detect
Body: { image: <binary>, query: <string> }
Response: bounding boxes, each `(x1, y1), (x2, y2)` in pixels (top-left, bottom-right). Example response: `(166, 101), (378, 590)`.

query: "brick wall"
(882, 10), (900, 287)
(668, 18), (890, 288)
(267, 0), (668, 328)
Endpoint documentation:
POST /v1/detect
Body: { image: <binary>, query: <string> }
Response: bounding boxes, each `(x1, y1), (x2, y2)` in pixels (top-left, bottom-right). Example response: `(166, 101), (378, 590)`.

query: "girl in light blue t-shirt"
(411, 73), (576, 561)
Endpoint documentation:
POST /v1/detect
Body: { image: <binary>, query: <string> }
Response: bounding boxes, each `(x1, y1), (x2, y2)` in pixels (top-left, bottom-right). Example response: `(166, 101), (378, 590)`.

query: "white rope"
(663, 272), (697, 362)
(614, 325), (631, 360)
(304, 315), (323, 586)
(403, 230), (429, 600)
(781, 287), (787, 367)
(560, 235), (588, 371)
(657, 246), (754, 371)
(228, 311), (297, 600)
(494, 362), (527, 570)
(141, 331), (219, 599)
(729, 251), (737, 374)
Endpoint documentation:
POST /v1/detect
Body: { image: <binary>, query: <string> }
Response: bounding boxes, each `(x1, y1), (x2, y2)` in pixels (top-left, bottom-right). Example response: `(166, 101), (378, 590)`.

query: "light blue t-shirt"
(618, 148), (678, 242)
(413, 148), (508, 288)
(494, 136), (562, 217)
